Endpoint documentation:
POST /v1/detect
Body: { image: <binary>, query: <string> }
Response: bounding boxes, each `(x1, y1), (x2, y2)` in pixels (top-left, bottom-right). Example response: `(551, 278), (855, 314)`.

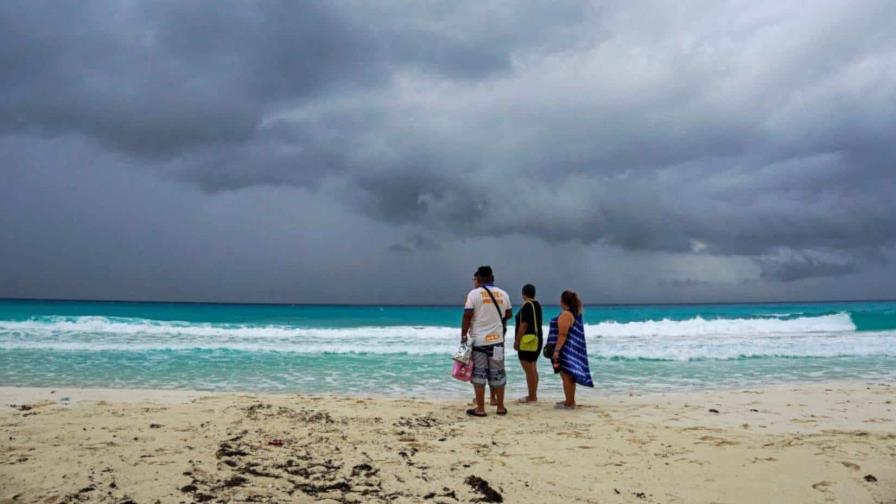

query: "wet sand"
(1, 382), (894, 503)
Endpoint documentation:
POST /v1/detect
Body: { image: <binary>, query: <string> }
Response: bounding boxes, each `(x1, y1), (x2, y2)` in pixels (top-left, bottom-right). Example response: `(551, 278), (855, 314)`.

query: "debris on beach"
(708, 408), (720, 414)
(395, 413), (440, 429)
(351, 463), (378, 477)
(222, 475), (248, 487)
(216, 442), (249, 458)
(465, 475), (503, 503)
(424, 487), (458, 500)
(864, 474), (877, 483)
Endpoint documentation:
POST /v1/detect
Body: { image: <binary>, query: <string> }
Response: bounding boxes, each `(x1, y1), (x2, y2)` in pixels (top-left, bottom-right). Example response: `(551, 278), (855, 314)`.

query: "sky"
(2, 0), (896, 305)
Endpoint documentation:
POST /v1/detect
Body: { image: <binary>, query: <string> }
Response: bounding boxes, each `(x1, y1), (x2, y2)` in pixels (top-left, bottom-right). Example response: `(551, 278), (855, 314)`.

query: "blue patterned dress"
(547, 312), (594, 387)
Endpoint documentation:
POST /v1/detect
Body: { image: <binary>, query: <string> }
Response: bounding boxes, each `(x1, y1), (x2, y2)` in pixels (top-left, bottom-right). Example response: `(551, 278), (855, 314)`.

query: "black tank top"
(514, 300), (543, 338)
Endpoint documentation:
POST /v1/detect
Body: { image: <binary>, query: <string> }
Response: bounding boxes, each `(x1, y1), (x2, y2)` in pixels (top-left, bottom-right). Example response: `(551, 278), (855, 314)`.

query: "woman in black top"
(514, 283), (543, 403)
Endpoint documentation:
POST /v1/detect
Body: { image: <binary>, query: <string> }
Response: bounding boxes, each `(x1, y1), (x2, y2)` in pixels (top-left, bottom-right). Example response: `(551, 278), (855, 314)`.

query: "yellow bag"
(520, 333), (539, 352)
(519, 300), (540, 352)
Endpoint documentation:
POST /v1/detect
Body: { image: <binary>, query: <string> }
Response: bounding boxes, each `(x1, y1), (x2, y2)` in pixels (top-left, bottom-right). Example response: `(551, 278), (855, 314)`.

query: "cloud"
(325, 0), (896, 280)
(756, 247), (884, 282)
(0, 1), (586, 158)
(1, 0), (895, 303)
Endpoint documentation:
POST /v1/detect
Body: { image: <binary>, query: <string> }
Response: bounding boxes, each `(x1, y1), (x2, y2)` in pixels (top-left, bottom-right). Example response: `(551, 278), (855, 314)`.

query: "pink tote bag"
(451, 359), (473, 382)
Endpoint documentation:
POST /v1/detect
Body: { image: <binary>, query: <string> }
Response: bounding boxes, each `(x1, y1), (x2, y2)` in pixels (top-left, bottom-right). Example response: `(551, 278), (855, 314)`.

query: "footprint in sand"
(840, 461), (861, 471)
(810, 480), (838, 502)
(697, 435), (739, 447)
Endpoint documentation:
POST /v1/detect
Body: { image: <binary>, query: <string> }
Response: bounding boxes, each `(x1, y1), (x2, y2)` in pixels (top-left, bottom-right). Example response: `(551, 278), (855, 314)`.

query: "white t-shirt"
(464, 285), (512, 347)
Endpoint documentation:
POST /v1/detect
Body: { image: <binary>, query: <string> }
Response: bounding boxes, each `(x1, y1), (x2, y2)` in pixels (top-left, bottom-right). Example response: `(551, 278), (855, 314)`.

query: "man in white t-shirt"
(461, 265), (512, 417)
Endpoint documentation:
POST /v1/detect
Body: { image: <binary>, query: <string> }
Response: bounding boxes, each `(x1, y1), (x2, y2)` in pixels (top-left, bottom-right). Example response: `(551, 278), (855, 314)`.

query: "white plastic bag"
(453, 343), (472, 363)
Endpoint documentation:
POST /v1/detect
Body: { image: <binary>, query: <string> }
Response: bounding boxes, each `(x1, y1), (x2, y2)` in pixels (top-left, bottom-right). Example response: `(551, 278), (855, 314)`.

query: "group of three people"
(461, 265), (594, 417)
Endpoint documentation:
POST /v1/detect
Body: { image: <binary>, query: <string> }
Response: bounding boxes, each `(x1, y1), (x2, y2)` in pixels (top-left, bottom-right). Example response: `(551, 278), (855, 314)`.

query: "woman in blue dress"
(547, 290), (593, 408)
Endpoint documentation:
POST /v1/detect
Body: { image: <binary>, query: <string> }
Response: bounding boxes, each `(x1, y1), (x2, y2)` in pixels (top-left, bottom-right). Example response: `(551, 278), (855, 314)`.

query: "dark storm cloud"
(0, 1), (586, 159)
(757, 249), (861, 283)
(1, 0), (896, 303)
(334, 1), (896, 282)
(1, 1), (356, 157)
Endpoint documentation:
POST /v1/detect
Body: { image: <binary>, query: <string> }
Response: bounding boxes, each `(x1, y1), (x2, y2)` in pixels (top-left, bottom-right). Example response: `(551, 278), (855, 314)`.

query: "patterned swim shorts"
(471, 345), (506, 388)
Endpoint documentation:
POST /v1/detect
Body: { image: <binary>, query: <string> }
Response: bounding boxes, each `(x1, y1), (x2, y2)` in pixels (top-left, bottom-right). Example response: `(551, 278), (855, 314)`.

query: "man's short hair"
(522, 283), (536, 298)
(475, 265), (494, 282)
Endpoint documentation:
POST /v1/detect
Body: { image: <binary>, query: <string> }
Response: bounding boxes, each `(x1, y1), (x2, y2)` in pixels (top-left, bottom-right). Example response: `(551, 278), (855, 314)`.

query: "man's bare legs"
(472, 385), (499, 406)
(473, 386), (503, 409)
(473, 384), (487, 414)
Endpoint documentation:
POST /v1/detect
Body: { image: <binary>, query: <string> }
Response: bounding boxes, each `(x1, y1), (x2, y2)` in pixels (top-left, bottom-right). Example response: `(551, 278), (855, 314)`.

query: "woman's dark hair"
(561, 290), (583, 316)
(522, 284), (536, 298)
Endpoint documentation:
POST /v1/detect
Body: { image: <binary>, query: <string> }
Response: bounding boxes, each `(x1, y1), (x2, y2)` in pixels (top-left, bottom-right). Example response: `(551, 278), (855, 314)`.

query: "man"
(461, 265), (512, 416)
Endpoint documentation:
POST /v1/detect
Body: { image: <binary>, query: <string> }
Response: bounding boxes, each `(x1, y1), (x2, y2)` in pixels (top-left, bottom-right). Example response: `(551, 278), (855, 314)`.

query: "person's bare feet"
(554, 401), (576, 410)
(517, 396), (537, 403)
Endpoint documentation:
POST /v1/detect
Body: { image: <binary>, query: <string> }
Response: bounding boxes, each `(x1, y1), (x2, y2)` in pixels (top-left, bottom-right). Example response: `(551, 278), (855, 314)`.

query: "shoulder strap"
(481, 286), (505, 321)
(525, 300), (540, 330)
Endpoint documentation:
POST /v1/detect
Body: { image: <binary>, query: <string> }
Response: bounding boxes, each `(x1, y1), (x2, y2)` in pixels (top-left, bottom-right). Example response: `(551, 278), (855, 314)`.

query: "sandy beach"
(1, 382), (894, 503)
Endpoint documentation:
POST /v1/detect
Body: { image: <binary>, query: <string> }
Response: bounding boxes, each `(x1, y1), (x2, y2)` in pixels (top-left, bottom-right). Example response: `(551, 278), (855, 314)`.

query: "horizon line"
(1, 296), (894, 308)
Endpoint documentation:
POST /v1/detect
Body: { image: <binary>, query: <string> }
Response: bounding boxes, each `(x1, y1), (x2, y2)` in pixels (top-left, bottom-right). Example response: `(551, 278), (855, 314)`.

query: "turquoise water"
(1, 299), (894, 396)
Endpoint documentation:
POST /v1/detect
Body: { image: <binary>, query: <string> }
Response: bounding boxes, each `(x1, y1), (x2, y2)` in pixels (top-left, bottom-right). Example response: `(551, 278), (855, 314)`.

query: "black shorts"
(517, 340), (543, 363)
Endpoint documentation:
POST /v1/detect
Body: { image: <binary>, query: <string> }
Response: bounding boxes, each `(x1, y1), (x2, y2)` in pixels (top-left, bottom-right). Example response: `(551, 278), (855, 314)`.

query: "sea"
(1, 299), (894, 397)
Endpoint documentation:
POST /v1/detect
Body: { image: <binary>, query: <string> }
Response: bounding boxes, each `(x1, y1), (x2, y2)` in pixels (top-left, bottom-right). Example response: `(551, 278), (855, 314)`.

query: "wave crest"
(587, 313), (855, 337)
(0, 313), (892, 360)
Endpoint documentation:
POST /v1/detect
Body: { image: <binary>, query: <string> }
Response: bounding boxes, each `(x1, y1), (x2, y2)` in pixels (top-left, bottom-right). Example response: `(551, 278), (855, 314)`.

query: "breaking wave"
(1, 313), (893, 361)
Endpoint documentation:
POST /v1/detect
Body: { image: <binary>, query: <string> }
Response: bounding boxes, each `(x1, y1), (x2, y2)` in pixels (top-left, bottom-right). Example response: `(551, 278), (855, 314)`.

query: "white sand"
(1, 381), (894, 503)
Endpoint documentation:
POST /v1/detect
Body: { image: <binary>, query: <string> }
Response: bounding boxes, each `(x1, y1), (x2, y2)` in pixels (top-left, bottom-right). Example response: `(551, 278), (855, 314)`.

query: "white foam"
(586, 331), (896, 360)
(584, 313), (856, 338)
(0, 316), (456, 339)
(0, 313), (891, 360)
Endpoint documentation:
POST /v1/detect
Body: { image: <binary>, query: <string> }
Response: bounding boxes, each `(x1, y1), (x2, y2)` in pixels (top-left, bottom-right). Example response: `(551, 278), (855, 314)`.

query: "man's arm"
(461, 309), (474, 343)
(503, 292), (513, 321)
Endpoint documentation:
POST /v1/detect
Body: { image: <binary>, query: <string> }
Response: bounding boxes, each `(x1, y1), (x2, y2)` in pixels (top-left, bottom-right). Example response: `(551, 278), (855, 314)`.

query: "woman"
(514, 283), (543, 403)
(547, 290), (593, 408)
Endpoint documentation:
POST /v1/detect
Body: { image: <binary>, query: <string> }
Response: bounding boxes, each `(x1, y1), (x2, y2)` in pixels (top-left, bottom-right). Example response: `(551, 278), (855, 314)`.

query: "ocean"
(1, 299), (894, 397)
